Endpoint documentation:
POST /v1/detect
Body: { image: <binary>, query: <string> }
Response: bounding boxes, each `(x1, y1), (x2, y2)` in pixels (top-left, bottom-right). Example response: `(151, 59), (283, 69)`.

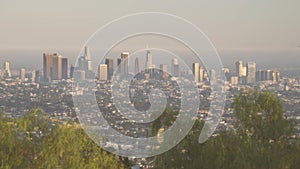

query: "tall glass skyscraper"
(246, 62), (256, 84)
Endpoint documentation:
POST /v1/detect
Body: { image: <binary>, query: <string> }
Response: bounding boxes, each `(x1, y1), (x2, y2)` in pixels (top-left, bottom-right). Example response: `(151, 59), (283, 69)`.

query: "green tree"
(0, 109), (125, 169)
(154, 90), (299, 169)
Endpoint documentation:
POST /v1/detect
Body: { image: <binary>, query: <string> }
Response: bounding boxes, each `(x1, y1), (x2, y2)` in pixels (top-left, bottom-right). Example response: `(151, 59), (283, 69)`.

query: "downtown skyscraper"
(120, 52), (129, 75)
(3, 62), (11, 78)
(98, 64), (108, 81)
(43, 53), (53, 82)
(135, 57), (142, 75)
(52, 54), (62, 80)
(145, 50), (153, 71)
(19, 68), (26, 81)
(62, 58), (68, 80)
(193, 63), (200, 83)
(246, 62), (256, 84)
(43, 53), (68, 82)
(105, 58), (114, 80)
(171, 58), (179, 77)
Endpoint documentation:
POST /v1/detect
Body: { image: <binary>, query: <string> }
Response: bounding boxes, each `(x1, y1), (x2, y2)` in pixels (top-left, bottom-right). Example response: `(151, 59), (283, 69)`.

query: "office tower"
(223, 68), (231, 81)
(43, 53), (53, 82)
(78, 56), (86, 71)
(135, 57), (142, 75)
(231, 75), (239, 85)
(160, 64), (168, 79)
(199, 66), (204, 82)
(3, 62), (11, 78)
(160, 64), (167, 72)
(120, 52), (129, 75)
(105, 58), (114, 80)
(272, 70), (280, 82)
(192, 63), (200, 83)
(29, 71), (36, 82)
(52, 53), (62, 80)
(84, 46), (93, 71)
(117, 58), (122, 74)
(34, 70), (40, 83)
(241, 67), (247, 77)
(235, 61), (243, 77)
(20, 68), (26, 81)
(256, 70), (263, 82)
(70, 65), (74, 79)
(171, 58), (179, 77)
(260, 70), (266, 81)
(265, 69), (272, 81)
(145, 50), (153, 70)
(98, 64), (108, 81)
(62, 58), (68, 80)
(210, 69), (216, 83)
(77, 46), (93, 78)
(235, 60), (243, 83)
(246, 62), (256, 84)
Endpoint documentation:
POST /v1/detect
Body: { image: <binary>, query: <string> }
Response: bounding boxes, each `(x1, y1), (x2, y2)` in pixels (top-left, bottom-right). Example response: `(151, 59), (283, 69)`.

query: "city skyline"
(0, 50), (290, 83)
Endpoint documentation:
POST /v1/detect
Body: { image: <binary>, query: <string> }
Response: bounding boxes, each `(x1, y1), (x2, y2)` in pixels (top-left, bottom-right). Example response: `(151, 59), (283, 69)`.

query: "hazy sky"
(0, 0), (300, 70)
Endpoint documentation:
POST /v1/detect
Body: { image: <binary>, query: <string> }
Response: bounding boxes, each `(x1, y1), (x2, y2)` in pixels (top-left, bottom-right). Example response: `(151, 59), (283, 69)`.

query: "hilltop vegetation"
(154, 90), (300, 169)
(0, 109), (125, 169)
(1, 90), (299, 169)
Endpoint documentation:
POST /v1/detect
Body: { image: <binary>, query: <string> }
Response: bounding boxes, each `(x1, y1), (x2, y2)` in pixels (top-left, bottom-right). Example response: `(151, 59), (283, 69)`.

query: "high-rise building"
(105, 58), (114, 80)
(223, 68), (231, 81)
(84, 46), (93, 72)
(3, 62), (11, 78)
(246, 62), (256, 84)
(52, 53), (62, 80)
(160, 64), (168, 79)
(210, 69), (216, 83)
(77, 46), (93, 79)
(265, 69), (272, 81)
(256, 70), (263, 82)
(117, 58), (122, 74)
(235, 60), (243, 83)
(192, 63), (200, 83)
(171, 58), (179, 77)
(62, 58), (68, 80)
(241, 67), (247, 77)
(231, 75), (239, 85)
(70, 65), (74, 79)
(235, 61), (243, 77)
(272, 70), (280, 82)
(29, 71), (36, 83)
(78, 57), (86, 71)
(160, 64), (167, 72)
(145, 50), (153, 70)
(199, 66), (204, 82)
(260, 70), (266, 81)
(135, 57), (142, 75)
(20, 68), (26, 82)
(34, 70), (40, 83)
(43, 53), (53, 82)
(120, 52), (129, 75)
(98, 64), (108, 81)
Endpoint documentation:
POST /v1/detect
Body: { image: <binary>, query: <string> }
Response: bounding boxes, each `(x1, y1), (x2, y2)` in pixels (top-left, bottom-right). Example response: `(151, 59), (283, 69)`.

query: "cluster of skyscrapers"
(0, 61), (40, 83)
(1, 62), (12, 78)
(43, 53), (68, 82)
(1, 46), (281, 86)
(223, 60), (280, 85)
(95, 50), (181, 81)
